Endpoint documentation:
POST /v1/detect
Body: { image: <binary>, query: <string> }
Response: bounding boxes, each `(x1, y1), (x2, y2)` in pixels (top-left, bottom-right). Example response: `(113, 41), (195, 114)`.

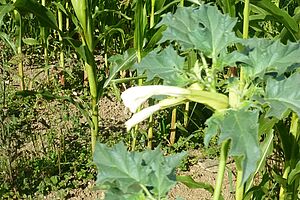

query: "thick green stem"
(213, 140), (230, 200)
(85, 61), (98, 154)
(71, 0), (99, 154)
(180, 0), (184, 7)
(150, 0), (155, 28)
(240, 0), (250, 90)
(235, 159), (244, 200)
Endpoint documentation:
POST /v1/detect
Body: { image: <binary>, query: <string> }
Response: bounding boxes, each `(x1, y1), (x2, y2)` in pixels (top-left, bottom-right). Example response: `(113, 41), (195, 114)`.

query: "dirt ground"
(42, 96), (235, 200)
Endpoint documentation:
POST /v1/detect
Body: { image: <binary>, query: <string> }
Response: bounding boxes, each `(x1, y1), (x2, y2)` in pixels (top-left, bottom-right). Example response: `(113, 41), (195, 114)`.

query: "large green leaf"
(265, 73), (300, 119)
(243, 39), (300, 79)
(157, 5), (239, 62)
(205, 109), (260, 184)
(14, 0), (58, 30)
(134, 46), (189, 86)
(104, 48), (137, 88)
(94, 142), (186, 198)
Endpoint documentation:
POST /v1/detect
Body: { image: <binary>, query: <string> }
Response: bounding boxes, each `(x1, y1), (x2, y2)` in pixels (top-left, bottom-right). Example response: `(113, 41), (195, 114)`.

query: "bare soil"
(42, 96), (235, 200)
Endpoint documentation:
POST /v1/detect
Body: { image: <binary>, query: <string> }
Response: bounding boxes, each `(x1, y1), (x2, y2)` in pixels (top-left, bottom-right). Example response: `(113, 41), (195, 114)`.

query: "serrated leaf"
(104, 48), (137, 88)
(243, 39), (300, 79)
(134, 46), (189, 86)
(157, 5), (239, 62)
(94, 142), (185, 198)
(149, 152), (186, 196)
(205, 109), (260, 184)
(265, 73), (300, 119)
(94, 142), (145, 193)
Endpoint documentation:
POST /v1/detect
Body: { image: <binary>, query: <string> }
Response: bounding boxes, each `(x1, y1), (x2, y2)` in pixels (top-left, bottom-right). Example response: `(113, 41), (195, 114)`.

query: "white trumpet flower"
(125, 97), (186, 131)
(121, 85), (190, 113)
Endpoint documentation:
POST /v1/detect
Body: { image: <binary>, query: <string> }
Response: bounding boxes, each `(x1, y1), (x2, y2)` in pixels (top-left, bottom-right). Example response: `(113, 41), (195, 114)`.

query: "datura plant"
(120, 5), (300, 200)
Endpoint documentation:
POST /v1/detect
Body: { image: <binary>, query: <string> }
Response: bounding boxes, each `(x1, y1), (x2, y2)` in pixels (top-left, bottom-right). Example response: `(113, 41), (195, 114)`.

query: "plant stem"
(240, 0), (250, 90)
(184, 102), (189, 128)
(180, 0), (184, 7)
(279, 166), (290, 200)
(213, 140), (230, 200)
(150, 0), (155, 28)
(13, 7), (24, 90)
(147, 114), (153, 149)
(139, 184), (156, 200)
(235, 159), (244, 200)
(41, 0), (49, 82)
(58, 7), (65, 86)
(170, 108), (177, 145)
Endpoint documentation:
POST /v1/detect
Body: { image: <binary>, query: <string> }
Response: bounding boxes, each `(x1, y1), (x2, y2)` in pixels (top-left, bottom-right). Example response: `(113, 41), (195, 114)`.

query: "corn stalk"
(71, 0), (99, 154)
(57, 4), (65, 86)
(13, 0), (24, 90)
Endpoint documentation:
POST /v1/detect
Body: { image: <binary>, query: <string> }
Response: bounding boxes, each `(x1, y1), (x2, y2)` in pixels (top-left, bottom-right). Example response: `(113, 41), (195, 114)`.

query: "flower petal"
(125, 104), (161, 131)
(121, 85), (190, 113)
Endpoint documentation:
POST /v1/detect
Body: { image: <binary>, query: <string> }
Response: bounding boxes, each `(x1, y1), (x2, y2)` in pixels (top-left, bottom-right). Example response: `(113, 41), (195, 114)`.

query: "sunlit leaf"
(265, 73), (300, 119)
(157, 5), (239, 62)
(243, 39), (300, 79)
(134, 46), (189, 86)
(205, 109), (260, 184)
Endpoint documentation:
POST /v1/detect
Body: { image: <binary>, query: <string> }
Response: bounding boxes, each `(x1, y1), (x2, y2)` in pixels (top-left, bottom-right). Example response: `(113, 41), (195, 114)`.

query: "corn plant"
(119, 4), (300, 199)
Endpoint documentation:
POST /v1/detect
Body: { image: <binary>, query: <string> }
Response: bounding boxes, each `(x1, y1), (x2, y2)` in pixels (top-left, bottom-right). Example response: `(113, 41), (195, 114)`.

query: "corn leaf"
(288, 161), (300, 184)
(176, 175), (216, 195)
(134, 46), (189, 86)
(0, 4), (14, 24)
(242, 39), (300, 79)
(14, 0), (58, 30)
(157, 5), (239, 62)
(251, 0), (298, 33)
(205, 109), (260, 184)
(265, 73), (300, 119)
(0, 32), (16, 54)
